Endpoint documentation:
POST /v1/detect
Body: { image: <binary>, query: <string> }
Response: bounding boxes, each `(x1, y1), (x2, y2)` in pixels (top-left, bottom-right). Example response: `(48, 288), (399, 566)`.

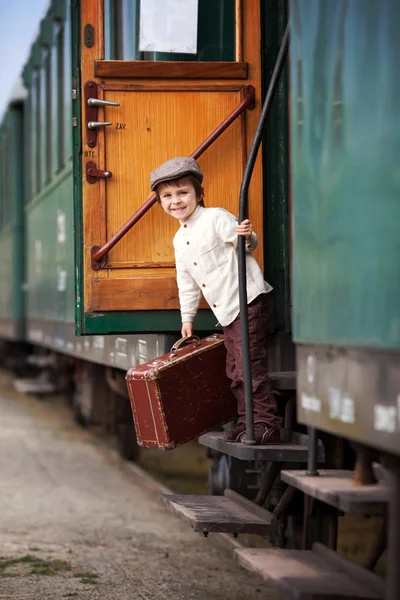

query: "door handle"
(86, 161), (112, 184)
(88, 98), (120, 107)
(88, 121), (112, 129)
(85, 80), (119, 146)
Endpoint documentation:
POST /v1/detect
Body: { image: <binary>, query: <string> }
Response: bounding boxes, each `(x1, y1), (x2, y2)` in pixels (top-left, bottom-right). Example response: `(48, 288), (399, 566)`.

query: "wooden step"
(198, 431), (325, 463)
(235, 542), (385, 600)
(280, 470), (388, 514)
(161, 488), (278, 535)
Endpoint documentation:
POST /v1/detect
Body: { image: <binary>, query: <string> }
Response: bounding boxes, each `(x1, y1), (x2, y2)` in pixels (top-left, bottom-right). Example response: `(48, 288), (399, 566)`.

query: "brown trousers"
(223, 293), (282, 430)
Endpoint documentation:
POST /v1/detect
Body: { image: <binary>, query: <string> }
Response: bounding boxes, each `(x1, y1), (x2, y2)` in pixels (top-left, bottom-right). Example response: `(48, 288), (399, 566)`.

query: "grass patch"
(73, 571), (100, 585)
(0, 555), (72, 578)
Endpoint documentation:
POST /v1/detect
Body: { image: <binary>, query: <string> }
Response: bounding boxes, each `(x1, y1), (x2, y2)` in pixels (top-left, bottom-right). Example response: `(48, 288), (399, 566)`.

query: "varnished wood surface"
(81, 0), (264, 313)
(100, 82), (244, 92)
(95, 60), (248, 79)
(91, 278), (209, 312)
(82, 0), (107, 313)
(103, 88), (248, 266)
(105, 261), (175, 269)
(235, 0), (243, 61)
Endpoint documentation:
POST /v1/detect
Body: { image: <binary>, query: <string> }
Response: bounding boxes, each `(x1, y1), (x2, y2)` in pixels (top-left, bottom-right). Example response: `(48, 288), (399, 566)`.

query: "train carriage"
(0, 0), (399, 598)
(12, 0), (293, 454)
(72, 0), (291, 359)
(0, 83), (26, 344)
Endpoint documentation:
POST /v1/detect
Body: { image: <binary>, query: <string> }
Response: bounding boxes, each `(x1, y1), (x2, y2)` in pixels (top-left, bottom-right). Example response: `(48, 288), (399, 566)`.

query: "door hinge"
(84, 24), (95, 48)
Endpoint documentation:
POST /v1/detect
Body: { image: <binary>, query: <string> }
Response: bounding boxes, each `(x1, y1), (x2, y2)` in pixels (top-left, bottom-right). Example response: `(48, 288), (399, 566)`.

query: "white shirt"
(173, 205), (272, 327)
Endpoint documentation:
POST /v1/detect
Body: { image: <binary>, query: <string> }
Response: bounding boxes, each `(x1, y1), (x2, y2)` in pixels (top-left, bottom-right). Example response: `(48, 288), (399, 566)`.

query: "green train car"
(0, 83), (26, 342)
(291, 0), (400, 457)
(1, 0), (293, 452)
(289, 3), (399, 597)
(0, 0), (398, 597)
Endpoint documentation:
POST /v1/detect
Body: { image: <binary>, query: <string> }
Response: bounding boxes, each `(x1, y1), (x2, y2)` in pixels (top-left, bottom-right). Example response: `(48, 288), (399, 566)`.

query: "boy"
(151, 157), (282, 444)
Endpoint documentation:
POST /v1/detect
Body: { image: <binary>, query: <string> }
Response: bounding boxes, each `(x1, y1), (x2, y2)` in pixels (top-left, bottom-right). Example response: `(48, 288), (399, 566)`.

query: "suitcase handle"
(170, 335), (200, 352)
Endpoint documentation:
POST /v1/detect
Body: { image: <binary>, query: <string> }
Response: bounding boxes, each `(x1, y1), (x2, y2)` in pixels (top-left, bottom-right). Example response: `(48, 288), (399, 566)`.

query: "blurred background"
(0, 1), (48, 118)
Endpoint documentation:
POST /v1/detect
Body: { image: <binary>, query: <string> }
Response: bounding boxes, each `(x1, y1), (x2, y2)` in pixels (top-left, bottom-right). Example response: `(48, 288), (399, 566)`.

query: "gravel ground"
(0, 373), (282, 600)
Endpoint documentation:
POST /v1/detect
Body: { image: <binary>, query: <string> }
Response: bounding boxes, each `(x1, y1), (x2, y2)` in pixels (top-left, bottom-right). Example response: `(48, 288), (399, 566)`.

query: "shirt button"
(186, 241), (190, 245)
(202, 283), (206, 288)
(213, 304), (217, 308)
(184, 224), (187, 228)
(194, 262), (197, 266)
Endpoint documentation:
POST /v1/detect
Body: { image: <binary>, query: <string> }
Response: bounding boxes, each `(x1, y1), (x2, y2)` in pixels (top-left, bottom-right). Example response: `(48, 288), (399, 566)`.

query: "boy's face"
(158, 179), (200, 223)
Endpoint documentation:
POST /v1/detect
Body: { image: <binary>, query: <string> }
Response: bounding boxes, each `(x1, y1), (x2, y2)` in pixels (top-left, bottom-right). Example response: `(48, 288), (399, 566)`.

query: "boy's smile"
(159, 181), (200, 223)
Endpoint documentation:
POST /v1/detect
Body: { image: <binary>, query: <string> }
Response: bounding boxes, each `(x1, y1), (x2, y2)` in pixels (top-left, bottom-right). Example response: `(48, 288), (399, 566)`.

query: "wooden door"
(77, 0), (264, 325)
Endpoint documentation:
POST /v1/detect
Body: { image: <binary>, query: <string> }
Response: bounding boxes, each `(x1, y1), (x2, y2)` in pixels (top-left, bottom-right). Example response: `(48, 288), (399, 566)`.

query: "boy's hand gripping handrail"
(238, 23), (290, 445)
(91, 85), (256, 269)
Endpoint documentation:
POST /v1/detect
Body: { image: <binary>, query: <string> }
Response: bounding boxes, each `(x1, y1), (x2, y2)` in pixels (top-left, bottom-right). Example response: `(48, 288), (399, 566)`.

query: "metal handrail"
(91, 85), (256, 267)
(238, 23), (290, 445)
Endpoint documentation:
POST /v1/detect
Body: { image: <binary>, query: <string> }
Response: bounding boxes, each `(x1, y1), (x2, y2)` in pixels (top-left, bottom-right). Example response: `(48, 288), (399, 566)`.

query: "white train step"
(235, 542), (384, 600)
(161, 488), (278, 535)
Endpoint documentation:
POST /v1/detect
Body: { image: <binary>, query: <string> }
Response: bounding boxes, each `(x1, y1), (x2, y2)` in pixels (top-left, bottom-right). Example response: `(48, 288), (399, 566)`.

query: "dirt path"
(0, 373), (282, 600)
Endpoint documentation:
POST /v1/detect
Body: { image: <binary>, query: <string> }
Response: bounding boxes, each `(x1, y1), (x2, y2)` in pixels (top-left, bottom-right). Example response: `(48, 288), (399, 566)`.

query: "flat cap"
(150, 157), (203, 191)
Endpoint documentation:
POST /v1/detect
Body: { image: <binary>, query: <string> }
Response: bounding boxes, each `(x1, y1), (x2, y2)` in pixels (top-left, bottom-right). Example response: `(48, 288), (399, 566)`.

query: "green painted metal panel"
(23, 92), (32, 204)
(52, 0), (67, 21)
(24, 2), (75, 334)
(30, 74), (37, 198)
(0, 106), (26, 340)
(0, 230), (14, 324)
(40, 65), (47, 188)
(11, 108), (26, 336)
(262, 0), (290, 332)
(31, 42), (43, 69)
(81, 311), (219, 335)
(40, 18), (54, 47)
(64, 4), (73, 161)
(22, 63), (33, 88)
(26, 168), (74, 326)
(290, 0), (400, 350)
(71, 0), (83, 335)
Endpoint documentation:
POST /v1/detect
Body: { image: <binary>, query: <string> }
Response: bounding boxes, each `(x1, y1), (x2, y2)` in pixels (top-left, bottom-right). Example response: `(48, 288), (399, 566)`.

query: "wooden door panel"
(102, 87), (246, 267)
(78, 0), (263, 320)
(91, 277), (209, 312)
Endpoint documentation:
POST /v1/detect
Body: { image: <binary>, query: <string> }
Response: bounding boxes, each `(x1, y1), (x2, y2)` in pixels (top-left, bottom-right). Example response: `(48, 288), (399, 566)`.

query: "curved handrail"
(91, 85), (255, 267)
(238, 24), (290, 445)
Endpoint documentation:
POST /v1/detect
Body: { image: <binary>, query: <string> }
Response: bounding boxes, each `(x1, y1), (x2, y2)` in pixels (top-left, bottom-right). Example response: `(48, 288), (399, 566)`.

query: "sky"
(0, 0), (49, 119)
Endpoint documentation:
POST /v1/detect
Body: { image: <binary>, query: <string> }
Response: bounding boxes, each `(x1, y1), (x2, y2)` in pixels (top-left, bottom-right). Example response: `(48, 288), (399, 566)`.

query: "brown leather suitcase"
(125, 334), (236, 450)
